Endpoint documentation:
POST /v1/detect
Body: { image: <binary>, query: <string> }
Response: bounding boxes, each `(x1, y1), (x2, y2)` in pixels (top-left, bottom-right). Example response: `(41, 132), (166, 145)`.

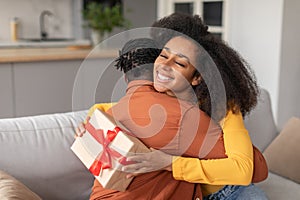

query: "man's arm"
(252, 145), (268, 182)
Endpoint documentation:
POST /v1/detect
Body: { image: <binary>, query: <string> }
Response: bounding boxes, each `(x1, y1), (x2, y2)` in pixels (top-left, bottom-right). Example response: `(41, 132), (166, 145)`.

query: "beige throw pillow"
(263, 117), (300, 183)
(0, 170), (41, 200)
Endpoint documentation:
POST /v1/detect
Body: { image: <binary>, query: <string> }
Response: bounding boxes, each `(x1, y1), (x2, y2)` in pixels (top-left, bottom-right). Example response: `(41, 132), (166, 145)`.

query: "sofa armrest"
(0, 111), (93, 200)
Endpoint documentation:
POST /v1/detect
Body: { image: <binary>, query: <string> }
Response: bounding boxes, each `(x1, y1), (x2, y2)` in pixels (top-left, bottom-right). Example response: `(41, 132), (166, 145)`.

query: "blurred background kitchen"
(0, 0), (299, 131)
(0, 0), (156, 45)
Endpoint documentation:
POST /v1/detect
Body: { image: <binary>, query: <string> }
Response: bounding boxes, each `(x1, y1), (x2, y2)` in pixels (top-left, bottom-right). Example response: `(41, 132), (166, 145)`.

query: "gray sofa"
(244, 90), (300, 199)
(0, 88), (299, 200)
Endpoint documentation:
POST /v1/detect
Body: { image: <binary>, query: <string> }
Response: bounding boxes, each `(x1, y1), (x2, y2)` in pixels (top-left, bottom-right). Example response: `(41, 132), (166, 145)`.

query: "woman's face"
(153, 36), (200, 99)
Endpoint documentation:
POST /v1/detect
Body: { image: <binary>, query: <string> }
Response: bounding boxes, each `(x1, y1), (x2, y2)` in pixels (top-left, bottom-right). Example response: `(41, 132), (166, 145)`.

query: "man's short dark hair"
(114, 38), (161, 82)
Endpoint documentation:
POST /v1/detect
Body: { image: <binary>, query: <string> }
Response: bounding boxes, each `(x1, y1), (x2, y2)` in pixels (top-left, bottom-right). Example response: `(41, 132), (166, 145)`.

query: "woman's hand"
(122, 148), (173, 178)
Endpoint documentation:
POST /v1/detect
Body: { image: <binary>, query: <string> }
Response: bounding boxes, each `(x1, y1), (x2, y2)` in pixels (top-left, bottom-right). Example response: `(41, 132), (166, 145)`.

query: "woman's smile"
(153, 36), (201, 99)
(156, 71), (174, 82)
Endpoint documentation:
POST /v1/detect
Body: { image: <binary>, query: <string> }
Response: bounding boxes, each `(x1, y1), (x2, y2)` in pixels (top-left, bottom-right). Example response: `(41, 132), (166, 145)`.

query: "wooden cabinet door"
(0, 63), (14, 118)
(13, 60), (81, 117)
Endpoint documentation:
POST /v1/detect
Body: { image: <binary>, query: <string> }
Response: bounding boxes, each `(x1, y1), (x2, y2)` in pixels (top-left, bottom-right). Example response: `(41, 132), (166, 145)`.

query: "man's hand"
(122, 148), (173, 178)
(75, 117), (89, 138)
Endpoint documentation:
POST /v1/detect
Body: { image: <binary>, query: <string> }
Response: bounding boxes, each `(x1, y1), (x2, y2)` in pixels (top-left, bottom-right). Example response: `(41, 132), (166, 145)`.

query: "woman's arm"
(172, 111), (267, 185)
(75, 103), (116, 136)
(88, 103), (267, 184)
(87, 103), (116, 117)
(125, 111), (266, 185)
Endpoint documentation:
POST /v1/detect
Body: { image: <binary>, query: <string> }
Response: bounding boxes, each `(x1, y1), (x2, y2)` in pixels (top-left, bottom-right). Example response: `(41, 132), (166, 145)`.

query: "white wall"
(0, 0), (157, 42)
(227, 0), (284, 122)
(277, 0), (300, 129)
(0, 0), (73, 41)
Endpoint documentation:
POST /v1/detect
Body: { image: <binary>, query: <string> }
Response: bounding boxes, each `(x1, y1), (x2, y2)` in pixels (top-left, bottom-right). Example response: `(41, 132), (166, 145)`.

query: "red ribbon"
(85, 120), (134, 176)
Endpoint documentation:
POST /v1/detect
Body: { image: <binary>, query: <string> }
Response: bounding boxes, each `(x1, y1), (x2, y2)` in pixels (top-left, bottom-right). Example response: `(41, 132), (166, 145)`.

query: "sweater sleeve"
(83, 103), (116, 124)
(172, 111), (254, 185)
(87, 103), (116, 117)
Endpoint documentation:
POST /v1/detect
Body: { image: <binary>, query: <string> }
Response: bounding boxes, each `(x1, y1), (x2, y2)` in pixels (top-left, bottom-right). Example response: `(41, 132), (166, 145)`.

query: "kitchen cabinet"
(0, 56), (124, 119)
(13, 60), (81, 117)
(0, 64), (14, 118)
(71, 57), (125, 113)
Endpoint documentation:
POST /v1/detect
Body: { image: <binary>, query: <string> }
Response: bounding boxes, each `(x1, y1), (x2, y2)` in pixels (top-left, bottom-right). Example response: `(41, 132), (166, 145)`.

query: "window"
(203, 1), (223, 26)
(174, 2), (194, 15)
(157, 0), (228, 40)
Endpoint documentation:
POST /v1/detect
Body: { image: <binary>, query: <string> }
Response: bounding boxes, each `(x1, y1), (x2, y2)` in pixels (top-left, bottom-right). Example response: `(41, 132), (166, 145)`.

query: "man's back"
(108, 80), (224, 158)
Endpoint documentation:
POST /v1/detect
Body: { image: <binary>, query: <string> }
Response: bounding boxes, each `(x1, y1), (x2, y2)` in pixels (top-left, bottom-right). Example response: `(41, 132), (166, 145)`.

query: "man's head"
(114, 38), (161, 82)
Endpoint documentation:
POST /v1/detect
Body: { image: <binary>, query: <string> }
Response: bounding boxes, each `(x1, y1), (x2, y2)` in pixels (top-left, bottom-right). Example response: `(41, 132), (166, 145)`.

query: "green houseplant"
(83, 2), (130, 45)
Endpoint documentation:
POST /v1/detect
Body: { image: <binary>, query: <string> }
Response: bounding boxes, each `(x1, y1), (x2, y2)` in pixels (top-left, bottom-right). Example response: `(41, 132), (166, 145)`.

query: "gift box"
(71, 109), (150, 191)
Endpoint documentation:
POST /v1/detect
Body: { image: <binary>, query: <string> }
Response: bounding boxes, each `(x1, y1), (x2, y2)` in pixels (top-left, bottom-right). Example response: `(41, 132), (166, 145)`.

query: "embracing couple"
(76, 13), (269, 200)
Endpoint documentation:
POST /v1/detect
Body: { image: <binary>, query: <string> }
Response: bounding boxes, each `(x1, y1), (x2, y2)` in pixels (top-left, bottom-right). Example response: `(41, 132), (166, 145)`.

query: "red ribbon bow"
(85, 120), (133, 176)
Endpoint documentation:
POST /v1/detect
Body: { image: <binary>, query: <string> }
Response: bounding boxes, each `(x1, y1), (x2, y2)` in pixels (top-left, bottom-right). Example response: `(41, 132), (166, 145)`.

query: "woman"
(123, 13), (268, 199)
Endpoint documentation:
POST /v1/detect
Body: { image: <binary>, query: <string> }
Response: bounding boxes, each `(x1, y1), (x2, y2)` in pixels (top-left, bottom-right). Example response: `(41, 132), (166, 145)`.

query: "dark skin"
(151, 13), (259, 121)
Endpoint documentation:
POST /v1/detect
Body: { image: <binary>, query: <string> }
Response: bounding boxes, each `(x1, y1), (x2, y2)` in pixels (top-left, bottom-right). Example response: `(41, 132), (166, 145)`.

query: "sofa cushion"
(0, 170), (41, 200)
(256, 172), (300, 200)
(244, 88), (278, 151)
(263, 117), (300, 184)
(0, 111), (93, 200)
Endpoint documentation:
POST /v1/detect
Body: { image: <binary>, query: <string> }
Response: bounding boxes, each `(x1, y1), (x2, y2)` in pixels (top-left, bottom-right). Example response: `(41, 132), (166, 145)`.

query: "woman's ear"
(191, 74), (201, 86)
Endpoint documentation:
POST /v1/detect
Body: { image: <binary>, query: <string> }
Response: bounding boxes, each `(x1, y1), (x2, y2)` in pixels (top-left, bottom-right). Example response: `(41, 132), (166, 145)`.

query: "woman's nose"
(160, 63), (172, 71)
(160, 57), (173, 69)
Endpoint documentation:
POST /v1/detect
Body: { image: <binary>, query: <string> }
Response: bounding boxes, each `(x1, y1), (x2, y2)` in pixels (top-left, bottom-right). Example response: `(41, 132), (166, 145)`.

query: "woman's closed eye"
(159, 54), (168, 59)
(175, 61), (185, 67)
(159, 55), (185, 67)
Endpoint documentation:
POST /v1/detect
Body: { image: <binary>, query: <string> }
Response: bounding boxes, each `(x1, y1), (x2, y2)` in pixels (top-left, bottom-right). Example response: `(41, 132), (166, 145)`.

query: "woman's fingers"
(122, 150), (172, 174)
(122, 162), (148, 173)
(126, 155), (145, 163)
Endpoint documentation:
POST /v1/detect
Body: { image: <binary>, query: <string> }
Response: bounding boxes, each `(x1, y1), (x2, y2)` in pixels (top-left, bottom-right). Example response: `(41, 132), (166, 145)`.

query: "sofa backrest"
(0, 111), (93, 200)
(244, 88), (278, 151)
